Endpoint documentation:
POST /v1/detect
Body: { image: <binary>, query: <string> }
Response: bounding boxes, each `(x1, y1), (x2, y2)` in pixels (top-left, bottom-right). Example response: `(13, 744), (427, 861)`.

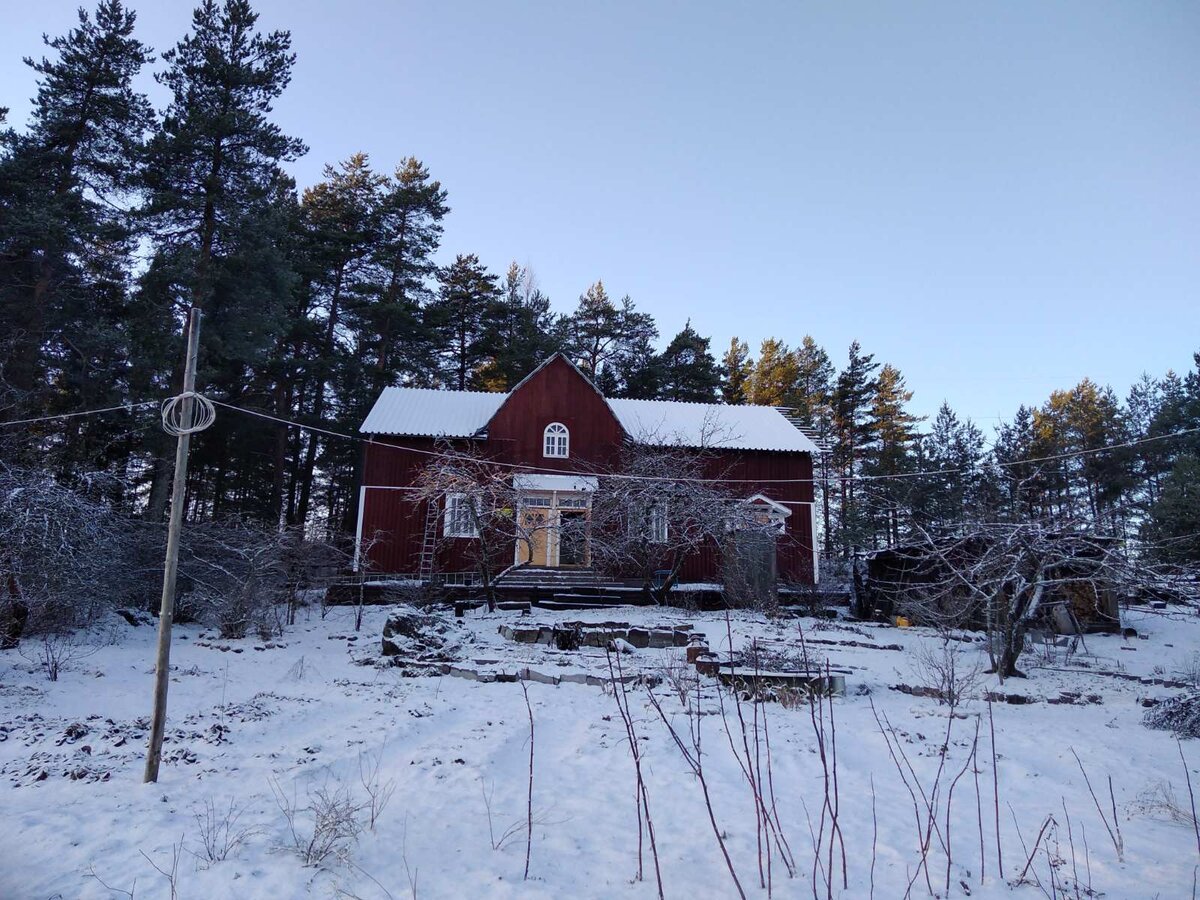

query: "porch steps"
(493, 566), (607, 590)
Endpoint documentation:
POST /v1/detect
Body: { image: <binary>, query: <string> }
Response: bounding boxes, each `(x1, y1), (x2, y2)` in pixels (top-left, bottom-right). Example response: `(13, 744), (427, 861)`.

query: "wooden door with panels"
(518, 495), (552, 565)
(516, 492), (590, 567)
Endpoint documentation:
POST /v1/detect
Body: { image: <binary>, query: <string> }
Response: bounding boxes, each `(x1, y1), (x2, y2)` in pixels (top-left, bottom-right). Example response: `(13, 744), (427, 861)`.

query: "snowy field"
(3, 599), (1200, 899)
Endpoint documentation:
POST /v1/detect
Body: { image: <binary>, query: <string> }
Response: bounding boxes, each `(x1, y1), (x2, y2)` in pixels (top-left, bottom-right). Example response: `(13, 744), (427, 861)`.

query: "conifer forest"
(3, 1), (1196, 565)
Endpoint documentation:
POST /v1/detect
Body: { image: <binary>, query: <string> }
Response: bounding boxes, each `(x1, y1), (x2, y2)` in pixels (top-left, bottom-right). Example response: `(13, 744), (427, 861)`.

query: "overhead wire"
(209, 396), (1200, 488)
(0, 400), (159, 428)
(3, 392), (1195, 488)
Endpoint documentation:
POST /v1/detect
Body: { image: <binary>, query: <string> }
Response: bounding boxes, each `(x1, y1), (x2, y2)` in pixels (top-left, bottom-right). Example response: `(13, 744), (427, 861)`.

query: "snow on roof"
(360, 386), (504, 437)
(360, 380), (819, 454)
(606, 398), (820, 453)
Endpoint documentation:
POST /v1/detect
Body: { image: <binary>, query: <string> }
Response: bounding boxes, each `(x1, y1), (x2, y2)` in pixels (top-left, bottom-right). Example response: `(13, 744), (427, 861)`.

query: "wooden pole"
(144, 308), (202, 784)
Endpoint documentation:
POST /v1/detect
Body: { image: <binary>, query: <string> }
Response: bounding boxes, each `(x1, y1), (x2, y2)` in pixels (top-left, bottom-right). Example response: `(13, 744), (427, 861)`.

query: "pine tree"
(565, 282), (656, 393)
(912, 402), (988, 528)
(140, 0), (306, 518)
(657, 322), (722, 402)
(144, 0), (306, 311)
(350, 157), (449, 393)
(830, 341), (879, 554)
(475, 263), (559, 390)
(994, 404), (1043, 520)
(865, 364), (920, 544)
(428, 253), (499, 390)
(1143, 454), (1200, 563)
(609, 328), (664, 399)
(288, 153), (385, 524)
(721, 337), (752, 404)
(0, 0), (152, 451)
(789, 336), (834, 426)
(748, 338), (798, 406)
(1033, 379), (1130, 525)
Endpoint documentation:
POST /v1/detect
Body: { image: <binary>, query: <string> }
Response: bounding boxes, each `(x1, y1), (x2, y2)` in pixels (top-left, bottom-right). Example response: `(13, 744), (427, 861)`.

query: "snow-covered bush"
(1144, 693), (1200, 740)
(179, 521), (345, 639)
(271, 775), (366, 866)
(0, 465), (143, 648)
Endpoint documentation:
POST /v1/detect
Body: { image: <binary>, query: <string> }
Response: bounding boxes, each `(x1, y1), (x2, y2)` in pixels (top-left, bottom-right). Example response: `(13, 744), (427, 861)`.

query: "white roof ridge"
(378, 384), (508, 397)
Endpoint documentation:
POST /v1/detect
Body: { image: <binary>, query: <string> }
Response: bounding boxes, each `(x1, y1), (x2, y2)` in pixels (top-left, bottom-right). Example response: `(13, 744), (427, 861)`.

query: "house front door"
(520, 509), (550, 566)
(516, 492), (590, 567)
(557, 510), (588, 567)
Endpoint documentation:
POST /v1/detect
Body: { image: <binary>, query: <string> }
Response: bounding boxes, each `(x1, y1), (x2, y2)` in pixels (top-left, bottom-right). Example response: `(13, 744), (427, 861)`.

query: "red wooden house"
(354, 354), (821, 592)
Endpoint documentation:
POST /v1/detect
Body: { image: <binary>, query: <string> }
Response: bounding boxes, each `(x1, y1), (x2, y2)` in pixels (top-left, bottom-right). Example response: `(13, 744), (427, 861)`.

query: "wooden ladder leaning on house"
(418, 497), (440, 584)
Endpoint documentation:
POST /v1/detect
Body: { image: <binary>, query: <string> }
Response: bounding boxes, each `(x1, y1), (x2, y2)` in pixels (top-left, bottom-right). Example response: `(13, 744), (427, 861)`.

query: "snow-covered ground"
(3, 599), (1200, 899)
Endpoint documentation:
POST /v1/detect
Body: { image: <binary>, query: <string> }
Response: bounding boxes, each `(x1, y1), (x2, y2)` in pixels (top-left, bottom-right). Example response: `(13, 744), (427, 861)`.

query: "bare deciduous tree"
(411, 441), (546, 611)
(588, 443), (774, 604)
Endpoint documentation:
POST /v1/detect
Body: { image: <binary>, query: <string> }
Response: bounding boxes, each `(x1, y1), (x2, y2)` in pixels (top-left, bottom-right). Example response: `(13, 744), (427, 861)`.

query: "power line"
(210, 396), (1200, 488)
(5, 392), (1194, 488)
(0, 400), (159, 428)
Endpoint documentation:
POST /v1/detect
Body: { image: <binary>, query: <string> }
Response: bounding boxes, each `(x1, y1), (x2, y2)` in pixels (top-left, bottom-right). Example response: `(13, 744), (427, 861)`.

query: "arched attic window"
(543, 422), (569, 458)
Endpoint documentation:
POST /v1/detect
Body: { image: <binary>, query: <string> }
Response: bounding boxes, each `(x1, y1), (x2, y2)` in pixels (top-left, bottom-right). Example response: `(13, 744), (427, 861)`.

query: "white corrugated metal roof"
(360, 379), (819, 454)
(606, 398), (820, 453)
(360, 387), (504, 437)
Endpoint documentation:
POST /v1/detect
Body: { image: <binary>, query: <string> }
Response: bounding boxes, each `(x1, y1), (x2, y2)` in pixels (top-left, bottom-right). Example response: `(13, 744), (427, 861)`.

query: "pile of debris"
(1144, 692), (1200, 739)
(381, 607), (475, 663)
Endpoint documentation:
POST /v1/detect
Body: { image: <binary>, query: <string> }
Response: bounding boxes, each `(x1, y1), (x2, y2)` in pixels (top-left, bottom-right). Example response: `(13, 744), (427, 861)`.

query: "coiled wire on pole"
(160, 390), (216, 436)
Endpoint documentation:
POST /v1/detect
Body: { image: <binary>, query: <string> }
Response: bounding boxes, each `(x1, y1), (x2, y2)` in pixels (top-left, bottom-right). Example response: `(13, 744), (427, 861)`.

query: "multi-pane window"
(543, 422), (569, 458)
(649, 503), (668, 543)
(444, 493), (480, 538)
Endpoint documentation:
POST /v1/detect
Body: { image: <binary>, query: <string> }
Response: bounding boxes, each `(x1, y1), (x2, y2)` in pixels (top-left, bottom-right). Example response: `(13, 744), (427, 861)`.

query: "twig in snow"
(1182, 740), (1200, 858)
(647, 673), (747, 899)
(1070, 748), (1124, 862)
(607, 648), (664, 899)
(520, 680), (535, 881)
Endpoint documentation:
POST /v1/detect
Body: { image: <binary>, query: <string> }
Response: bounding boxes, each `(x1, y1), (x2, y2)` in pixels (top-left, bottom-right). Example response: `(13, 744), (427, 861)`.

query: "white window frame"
(649, 502), (668, 544)
(543, 422), (569, 458)
(444, 493), (481, 538)
(745, 493), (791, 535)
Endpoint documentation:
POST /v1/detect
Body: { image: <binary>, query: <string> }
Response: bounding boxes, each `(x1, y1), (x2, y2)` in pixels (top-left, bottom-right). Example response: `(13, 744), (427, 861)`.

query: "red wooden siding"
(485, 356), (624, 472)
(358, 356), (817, 585)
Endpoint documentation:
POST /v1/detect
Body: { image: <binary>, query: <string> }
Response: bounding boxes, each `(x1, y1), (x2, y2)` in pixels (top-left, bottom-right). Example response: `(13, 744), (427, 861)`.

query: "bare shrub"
(658, 652), (695, 710)
(0, 465), (143, 647)
(481, 778), (526, 852)
(19, 630), (96, 681)
(140, 836), (184, 900)
(1070, 748), (1124, 863)
(193, 798), (259, 864)
(180, 521), (346, 640)
(1131, 780), (1200, 828)
(1178, 653), (1200, 689)
(911, 637), (984, 709)
(358, 746), (396, 831)
(271, 775), (365, 866)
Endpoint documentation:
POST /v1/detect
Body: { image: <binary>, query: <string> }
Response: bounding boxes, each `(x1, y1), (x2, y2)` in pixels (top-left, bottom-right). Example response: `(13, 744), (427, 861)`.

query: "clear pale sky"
(3, 1), (1198, 427)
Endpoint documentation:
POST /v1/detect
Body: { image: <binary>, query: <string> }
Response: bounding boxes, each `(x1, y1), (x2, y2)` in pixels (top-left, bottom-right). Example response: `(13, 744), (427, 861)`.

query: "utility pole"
(144, 308), (202, 784)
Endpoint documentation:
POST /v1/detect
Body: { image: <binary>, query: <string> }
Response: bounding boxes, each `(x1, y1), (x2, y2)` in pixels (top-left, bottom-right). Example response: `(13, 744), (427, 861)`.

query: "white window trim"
(543, 422), (569, 458)
(444, 493), (481, 538)
(742, 493), (792, 535)
(649, 502), (668, 544)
